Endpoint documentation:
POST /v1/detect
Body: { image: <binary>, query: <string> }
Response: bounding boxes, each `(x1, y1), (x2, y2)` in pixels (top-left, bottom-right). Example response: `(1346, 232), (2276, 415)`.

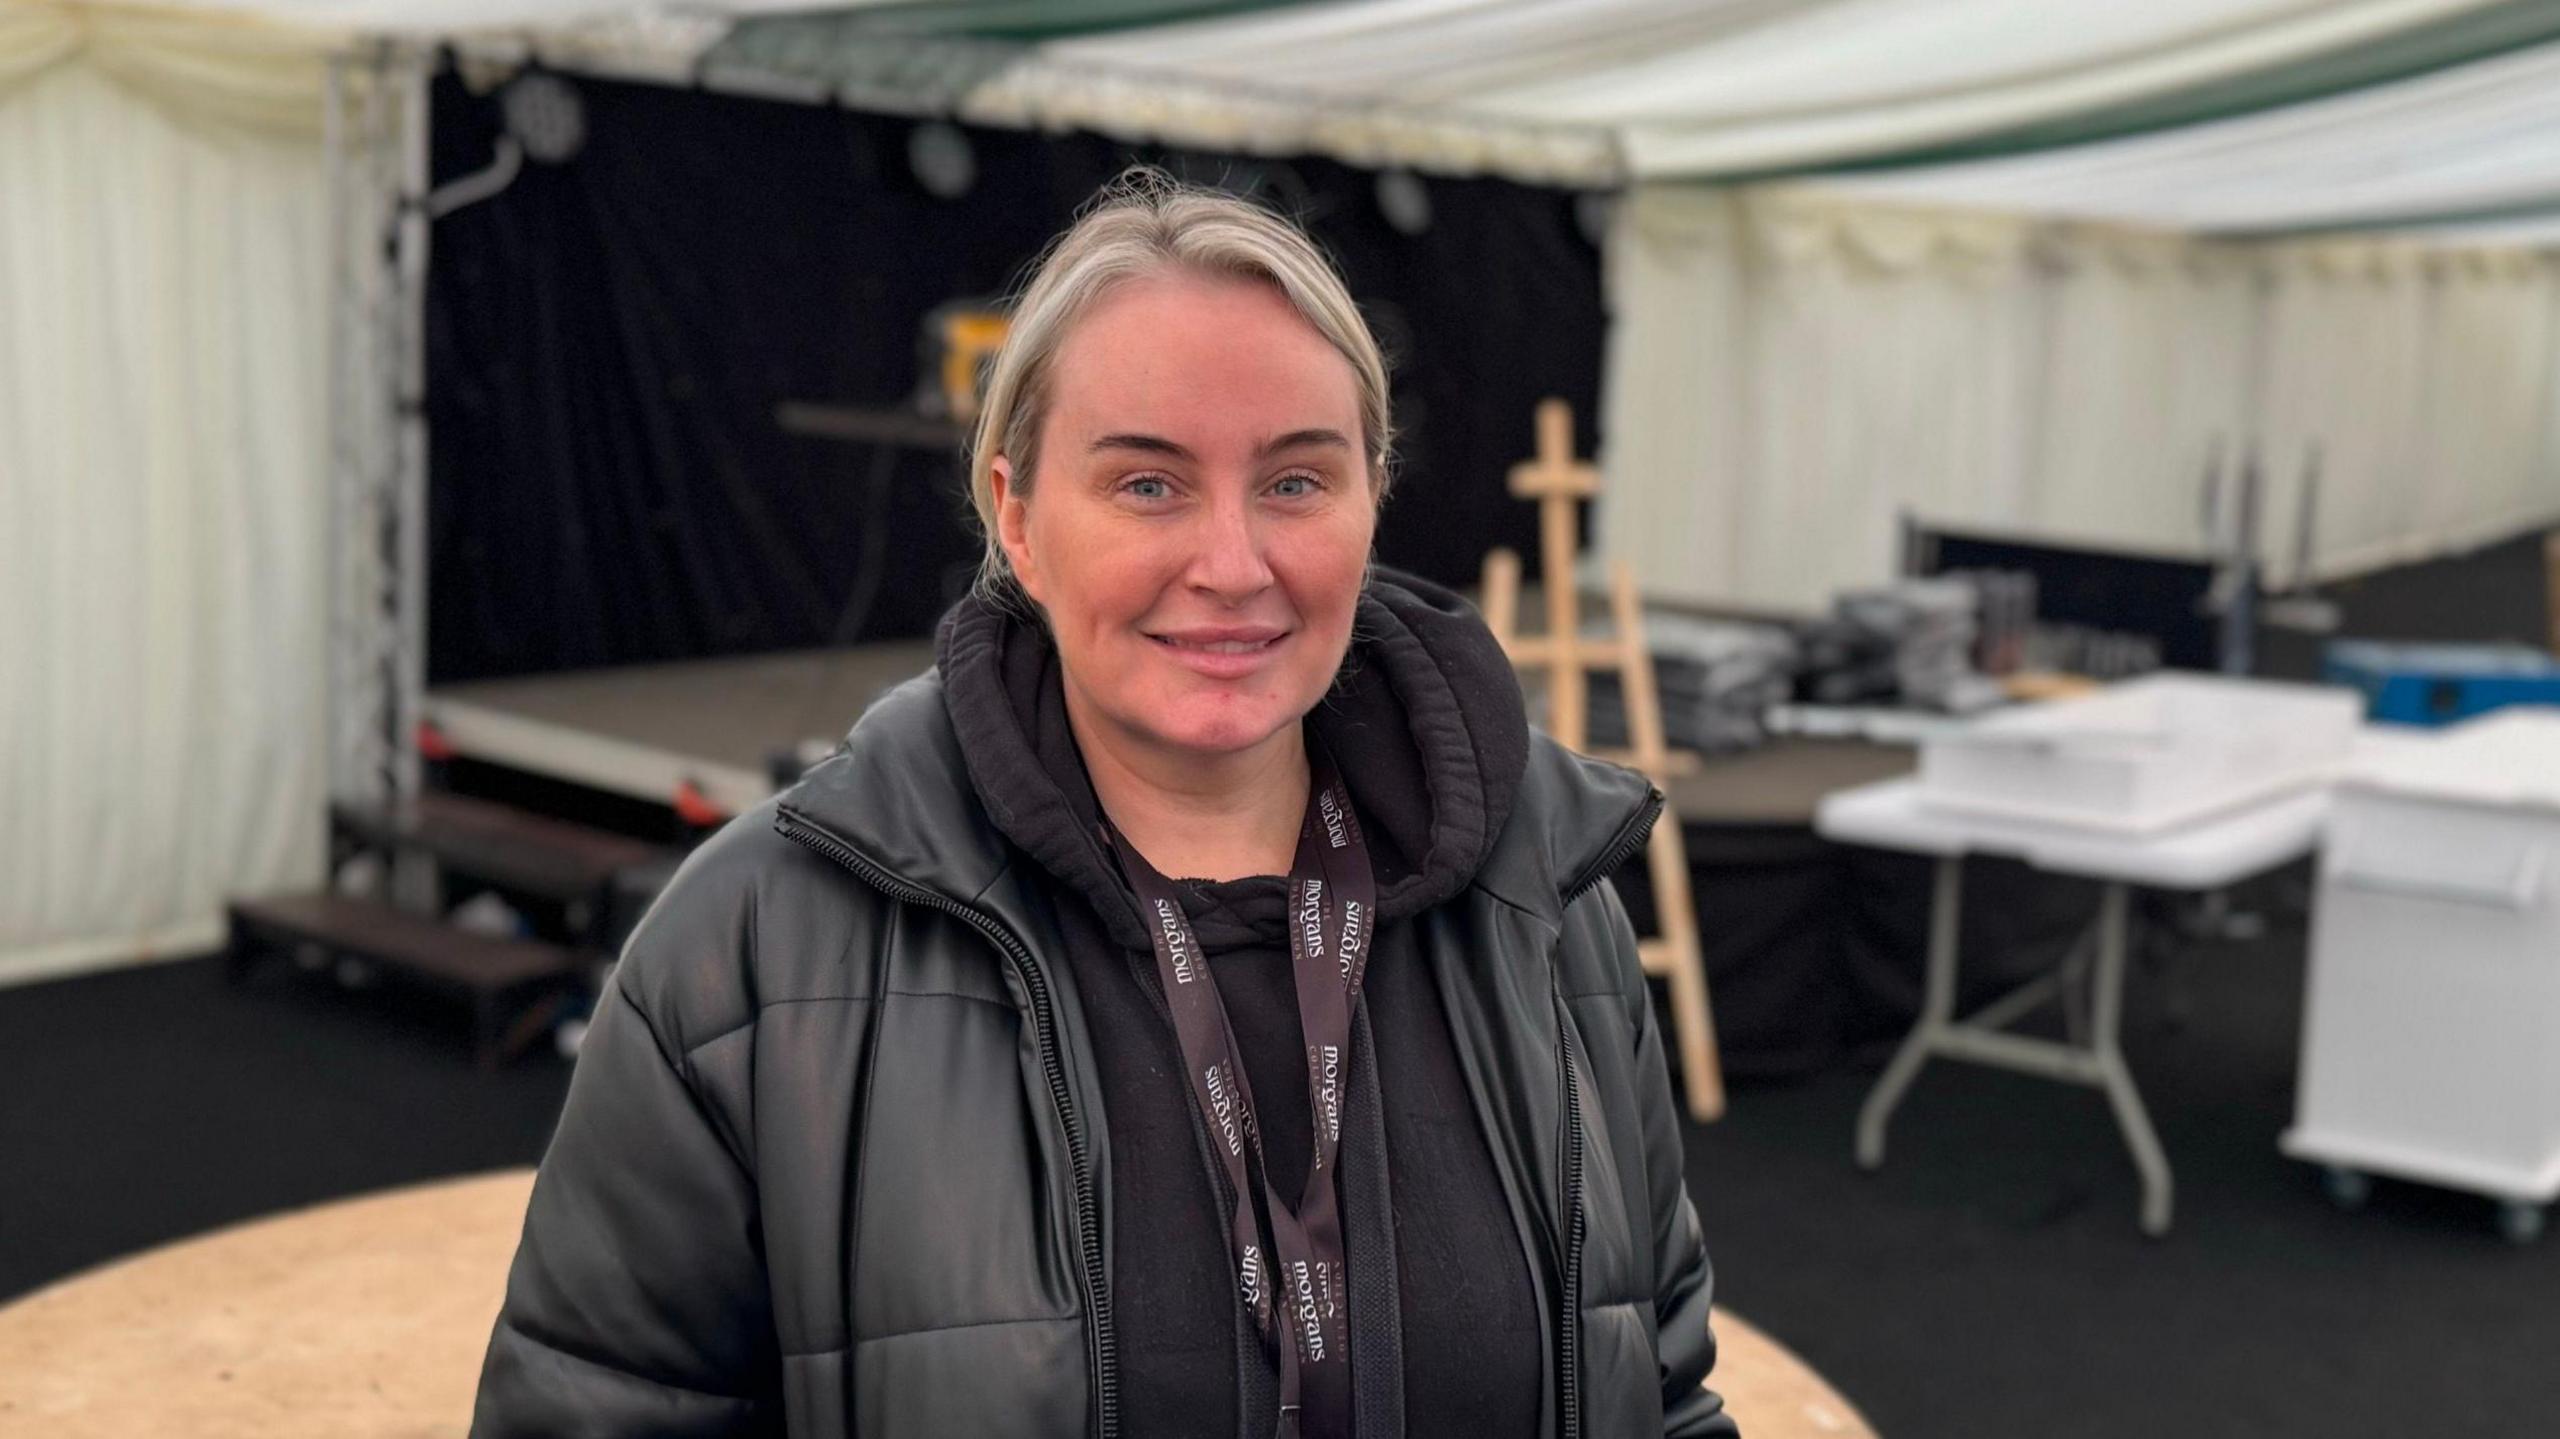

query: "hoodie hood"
(772, 573), (1658, 948)
(933, 569), (1533, 952)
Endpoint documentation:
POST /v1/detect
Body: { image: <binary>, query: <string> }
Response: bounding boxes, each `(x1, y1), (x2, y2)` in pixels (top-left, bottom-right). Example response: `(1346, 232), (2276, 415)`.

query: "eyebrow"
(1088, 428), (1354, 462)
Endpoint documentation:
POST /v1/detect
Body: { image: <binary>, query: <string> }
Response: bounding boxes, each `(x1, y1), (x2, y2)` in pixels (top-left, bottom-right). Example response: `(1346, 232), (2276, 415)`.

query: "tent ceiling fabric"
(92, 0), (2560, 201)
(129, 0), (852, 32)
(1812, 34), (2560, 234)
(1011, 0), (2531, 180)
(701, 0), (2560, 185)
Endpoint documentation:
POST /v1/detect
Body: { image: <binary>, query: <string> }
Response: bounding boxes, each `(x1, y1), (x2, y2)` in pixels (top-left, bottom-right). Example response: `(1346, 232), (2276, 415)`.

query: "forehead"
(1042, 271), (1362, 454)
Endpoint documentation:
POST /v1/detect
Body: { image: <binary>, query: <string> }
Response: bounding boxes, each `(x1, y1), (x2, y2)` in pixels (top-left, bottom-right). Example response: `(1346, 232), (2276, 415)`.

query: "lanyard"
(1101, 742), (1377, 1439)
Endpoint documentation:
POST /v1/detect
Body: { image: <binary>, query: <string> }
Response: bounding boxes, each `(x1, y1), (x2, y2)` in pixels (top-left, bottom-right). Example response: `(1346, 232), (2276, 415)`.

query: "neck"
(1066, 690), (1310, 884)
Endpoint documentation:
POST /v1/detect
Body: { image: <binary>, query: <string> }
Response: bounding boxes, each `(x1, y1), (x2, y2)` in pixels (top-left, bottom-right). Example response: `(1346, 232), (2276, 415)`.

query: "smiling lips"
(1148, 626), (1290, 679)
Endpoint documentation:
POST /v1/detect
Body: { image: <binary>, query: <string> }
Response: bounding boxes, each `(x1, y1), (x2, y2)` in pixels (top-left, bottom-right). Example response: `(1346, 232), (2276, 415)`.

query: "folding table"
(1815, 778), (2330, 1236)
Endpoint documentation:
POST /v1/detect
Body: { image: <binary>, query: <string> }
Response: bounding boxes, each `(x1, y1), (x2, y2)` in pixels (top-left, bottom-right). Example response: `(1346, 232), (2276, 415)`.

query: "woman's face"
(995, 270), (1376, 766)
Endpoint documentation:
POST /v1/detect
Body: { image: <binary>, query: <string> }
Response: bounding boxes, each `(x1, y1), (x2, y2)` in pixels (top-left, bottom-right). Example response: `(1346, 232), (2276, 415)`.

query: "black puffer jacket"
(473, 577), (1735, 1438)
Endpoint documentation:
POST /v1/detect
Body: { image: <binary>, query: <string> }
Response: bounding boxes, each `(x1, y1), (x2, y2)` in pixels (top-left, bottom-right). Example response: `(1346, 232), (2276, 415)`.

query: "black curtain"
(425, 68), (1606, 683)
(1609, 824), (2102, 1079)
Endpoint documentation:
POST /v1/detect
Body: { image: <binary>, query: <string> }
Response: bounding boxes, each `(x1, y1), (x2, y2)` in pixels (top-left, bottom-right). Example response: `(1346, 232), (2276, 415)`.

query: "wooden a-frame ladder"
(1481, 399), (1726, 1122)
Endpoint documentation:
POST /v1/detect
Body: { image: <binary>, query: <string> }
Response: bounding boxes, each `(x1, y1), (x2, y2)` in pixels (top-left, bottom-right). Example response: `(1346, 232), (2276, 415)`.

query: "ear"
(992, 457), (1042, 604)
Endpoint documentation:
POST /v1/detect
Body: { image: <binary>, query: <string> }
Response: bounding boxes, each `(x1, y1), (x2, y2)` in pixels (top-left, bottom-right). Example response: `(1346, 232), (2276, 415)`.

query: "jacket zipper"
(1561, 787), (1665, 909)
(776, 809), (1119, 1439)
(1553, 991), (1589, 1439)
(1554, 784), (1657, 1439)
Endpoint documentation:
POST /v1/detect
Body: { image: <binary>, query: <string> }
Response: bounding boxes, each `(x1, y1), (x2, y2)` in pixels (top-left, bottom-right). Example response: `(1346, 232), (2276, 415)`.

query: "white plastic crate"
(2283, 709), (2560, 1239)
(1915, 673), (2362, 834)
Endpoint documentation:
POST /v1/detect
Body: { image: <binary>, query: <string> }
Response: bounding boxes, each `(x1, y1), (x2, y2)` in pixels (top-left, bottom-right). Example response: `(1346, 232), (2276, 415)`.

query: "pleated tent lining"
(0, 2), (334, 135)
(0, 16), (333, 980)
(1597, 180), (2560, 616)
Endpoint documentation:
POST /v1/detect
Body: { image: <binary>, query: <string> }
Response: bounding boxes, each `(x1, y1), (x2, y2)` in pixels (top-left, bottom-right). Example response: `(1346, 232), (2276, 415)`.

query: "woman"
(474, 172), (1734, 1439)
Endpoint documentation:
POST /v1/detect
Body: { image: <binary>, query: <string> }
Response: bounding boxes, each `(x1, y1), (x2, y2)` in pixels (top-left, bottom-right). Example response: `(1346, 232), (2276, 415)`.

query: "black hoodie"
(938, 571), (1541, 1439)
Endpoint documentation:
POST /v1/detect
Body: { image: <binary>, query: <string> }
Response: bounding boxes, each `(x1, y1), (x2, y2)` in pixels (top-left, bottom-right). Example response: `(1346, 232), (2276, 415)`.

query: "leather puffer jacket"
(473, 625), (1735, 1437)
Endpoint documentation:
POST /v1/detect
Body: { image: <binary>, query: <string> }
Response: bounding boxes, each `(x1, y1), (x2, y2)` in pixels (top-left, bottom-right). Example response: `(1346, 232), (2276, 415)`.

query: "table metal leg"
(1853, 866), (2179, 1236)
(1856, 855), (1963, 1170)
(2060, 926), (2094, 1049)
(2087, 882), (2174, 1236)
(1967, 924), (2094, 1037)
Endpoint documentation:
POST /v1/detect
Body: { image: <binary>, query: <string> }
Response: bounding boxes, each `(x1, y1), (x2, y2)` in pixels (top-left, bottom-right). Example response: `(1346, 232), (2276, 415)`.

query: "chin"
(1143, 695), (1304, 758)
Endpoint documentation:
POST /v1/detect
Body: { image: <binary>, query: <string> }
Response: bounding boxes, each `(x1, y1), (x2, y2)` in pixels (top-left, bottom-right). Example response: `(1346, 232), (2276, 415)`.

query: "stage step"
(225, 893), (583, 1069)
(332, 791), (672, 917)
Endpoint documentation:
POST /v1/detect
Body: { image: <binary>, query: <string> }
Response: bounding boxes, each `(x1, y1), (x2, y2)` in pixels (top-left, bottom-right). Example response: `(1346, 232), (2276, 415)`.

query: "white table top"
(1815, 778), (2329, 890)
(1815, 723), (2447, 889)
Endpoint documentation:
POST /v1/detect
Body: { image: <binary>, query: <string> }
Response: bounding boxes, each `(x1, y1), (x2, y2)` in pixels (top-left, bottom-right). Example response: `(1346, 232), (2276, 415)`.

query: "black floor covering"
(1686, 903), (2560, 1439)
(9, 527), (2560, 1435)
(9, 918), (2560, 1437)
(0, 958), (566, 1301)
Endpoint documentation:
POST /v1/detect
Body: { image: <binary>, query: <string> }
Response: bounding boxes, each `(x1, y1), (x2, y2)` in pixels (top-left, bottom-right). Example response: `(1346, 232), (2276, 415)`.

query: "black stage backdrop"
(1923, 528), (2221, 671)
(426, 67), (1606, 683)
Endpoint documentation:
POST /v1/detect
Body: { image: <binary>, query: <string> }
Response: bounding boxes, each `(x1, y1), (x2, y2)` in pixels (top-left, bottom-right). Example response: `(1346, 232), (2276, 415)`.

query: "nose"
(1186, 487), (1275, 602)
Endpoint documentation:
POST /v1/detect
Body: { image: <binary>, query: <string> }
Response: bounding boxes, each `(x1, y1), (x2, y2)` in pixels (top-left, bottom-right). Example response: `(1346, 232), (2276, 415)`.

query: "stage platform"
(426, 644), (1912, 825)
(428, 645), (1957, 1077)
(426, 642), (937, 818)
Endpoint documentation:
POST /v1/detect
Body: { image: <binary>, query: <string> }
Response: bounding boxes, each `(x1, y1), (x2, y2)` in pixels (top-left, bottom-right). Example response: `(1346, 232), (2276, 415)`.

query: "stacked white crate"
(2284, 708), (2560, 1241)
(1917, 673), (2363, 832)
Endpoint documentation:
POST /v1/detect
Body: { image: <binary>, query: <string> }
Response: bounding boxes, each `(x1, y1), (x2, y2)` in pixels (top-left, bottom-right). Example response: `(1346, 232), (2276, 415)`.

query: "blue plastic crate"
(2323, 639), (2560, 727)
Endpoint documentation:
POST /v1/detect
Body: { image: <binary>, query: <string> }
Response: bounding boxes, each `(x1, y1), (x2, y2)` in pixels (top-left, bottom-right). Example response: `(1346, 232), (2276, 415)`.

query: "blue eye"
(1123, 476), (1172, 500)
(1272, 473), (1320, 498)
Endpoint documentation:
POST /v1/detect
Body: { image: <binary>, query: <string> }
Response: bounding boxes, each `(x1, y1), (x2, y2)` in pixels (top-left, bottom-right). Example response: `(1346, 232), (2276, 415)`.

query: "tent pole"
(395, 49), (429, 811)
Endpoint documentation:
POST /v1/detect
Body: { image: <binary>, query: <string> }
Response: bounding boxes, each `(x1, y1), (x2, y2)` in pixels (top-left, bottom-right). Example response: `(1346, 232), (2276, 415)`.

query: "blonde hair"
(967, 169), (1394, 599)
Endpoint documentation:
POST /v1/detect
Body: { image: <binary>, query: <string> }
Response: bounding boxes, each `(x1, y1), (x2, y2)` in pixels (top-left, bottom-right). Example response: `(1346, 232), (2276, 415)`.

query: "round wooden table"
(0, 1169), (1876, 1437)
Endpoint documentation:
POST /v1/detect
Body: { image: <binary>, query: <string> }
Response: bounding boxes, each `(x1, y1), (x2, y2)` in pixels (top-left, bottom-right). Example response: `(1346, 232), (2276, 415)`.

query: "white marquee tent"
(15, 0), (2560, 978)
